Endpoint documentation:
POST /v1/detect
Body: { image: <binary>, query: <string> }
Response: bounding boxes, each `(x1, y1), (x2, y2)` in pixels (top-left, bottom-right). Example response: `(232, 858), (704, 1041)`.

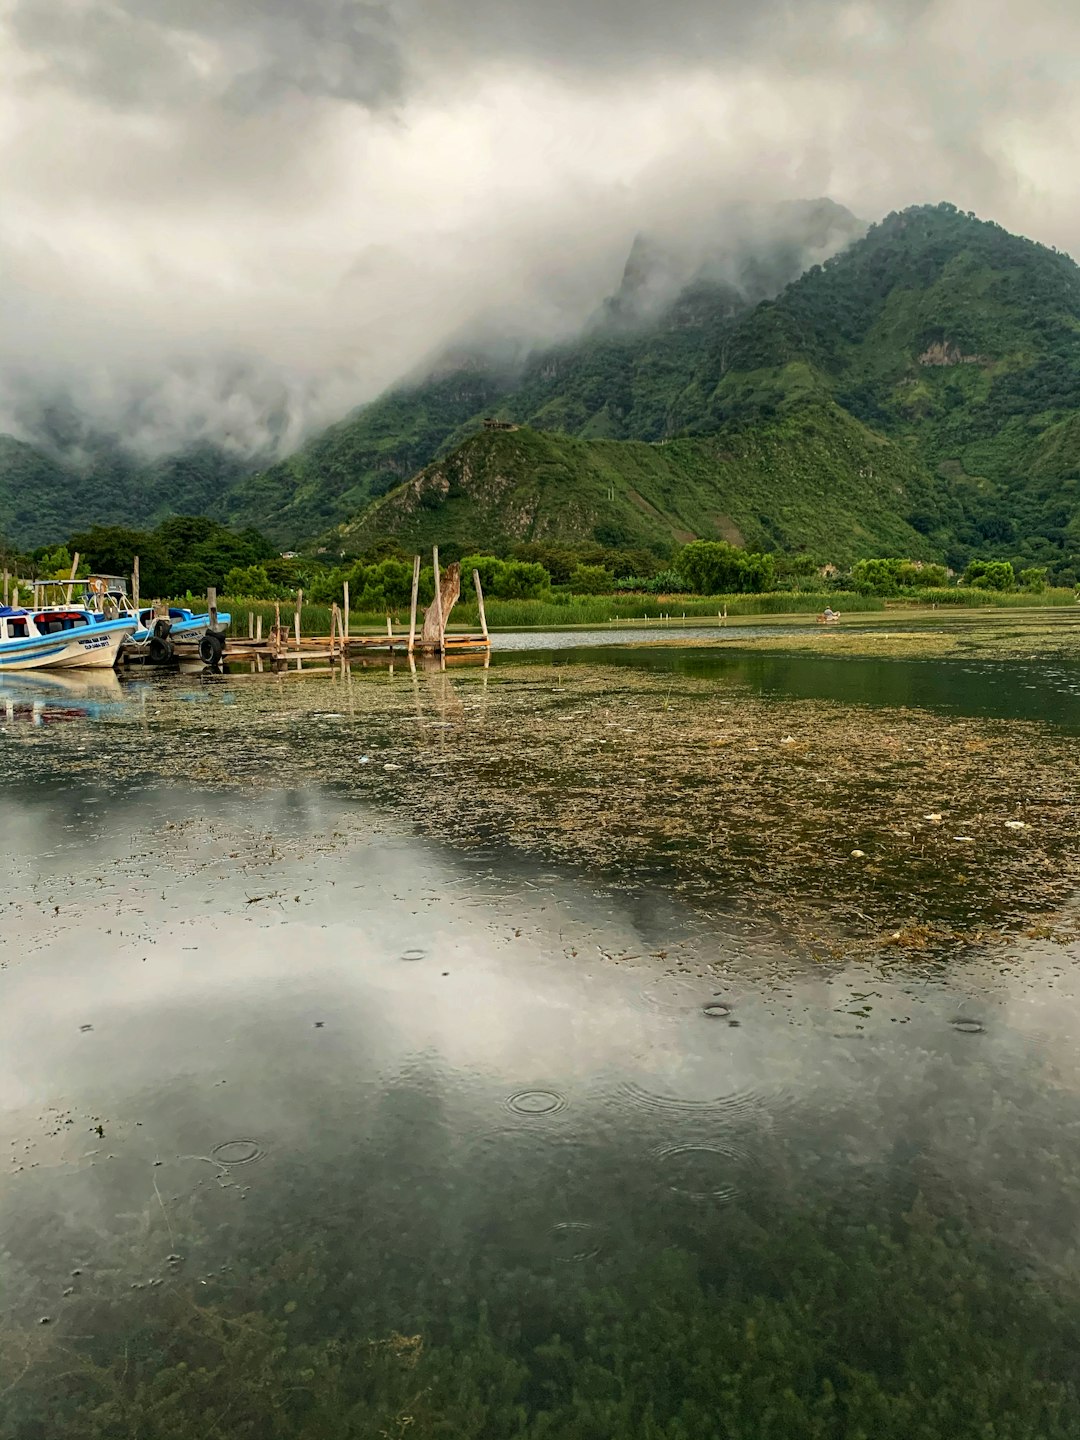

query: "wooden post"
(12, 585), (18, 608)
(65, 552), (80, 604)
(294, 588), (302, 646)
(256, 613), (263, 642)
(343, 581), (350, 644)
(386, 615), (393, 639)
(407, 554), (420, 655)
(132, 556), (140, 612)
(207, 587), (218, 631)
(472, 568), (489, 643)
(274, 601), (281, 657)
(2, 570), (7, 606)
(432, 547), (443, 647)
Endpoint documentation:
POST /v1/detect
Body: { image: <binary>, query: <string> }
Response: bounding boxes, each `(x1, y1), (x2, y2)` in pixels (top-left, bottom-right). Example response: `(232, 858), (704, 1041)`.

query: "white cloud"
(1, 0), (1077, 455)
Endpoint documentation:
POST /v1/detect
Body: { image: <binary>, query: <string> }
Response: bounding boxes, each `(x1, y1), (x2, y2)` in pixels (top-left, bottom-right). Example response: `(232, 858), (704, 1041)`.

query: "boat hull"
(131, 612), (232, 645)
(0, 622), (135, 671)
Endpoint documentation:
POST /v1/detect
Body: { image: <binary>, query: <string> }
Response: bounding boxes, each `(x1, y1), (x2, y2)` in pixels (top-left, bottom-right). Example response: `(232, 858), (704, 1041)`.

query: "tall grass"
(893, 587), (1078, 609)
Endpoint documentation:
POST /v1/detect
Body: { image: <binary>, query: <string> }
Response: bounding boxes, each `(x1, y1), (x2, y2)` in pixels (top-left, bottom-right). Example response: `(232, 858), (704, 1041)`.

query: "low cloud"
(2, 0), (1078, 458)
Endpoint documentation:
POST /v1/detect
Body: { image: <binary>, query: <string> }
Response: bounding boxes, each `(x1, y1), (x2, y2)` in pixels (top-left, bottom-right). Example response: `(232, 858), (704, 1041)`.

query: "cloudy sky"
(1, 0), (1077, 454)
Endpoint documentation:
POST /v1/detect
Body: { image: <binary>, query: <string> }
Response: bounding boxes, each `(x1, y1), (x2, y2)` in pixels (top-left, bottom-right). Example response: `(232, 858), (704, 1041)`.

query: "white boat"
(0, 604), (137, 670)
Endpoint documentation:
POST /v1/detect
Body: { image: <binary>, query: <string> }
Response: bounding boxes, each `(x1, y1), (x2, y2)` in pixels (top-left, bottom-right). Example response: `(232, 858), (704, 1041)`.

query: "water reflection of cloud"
(2, 787), (1080, 1291)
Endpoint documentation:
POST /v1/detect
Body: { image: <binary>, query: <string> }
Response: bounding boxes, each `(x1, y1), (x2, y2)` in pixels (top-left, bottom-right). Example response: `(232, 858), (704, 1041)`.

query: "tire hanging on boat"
(147, 635), (173, 664)
(151, 616), (172, 640)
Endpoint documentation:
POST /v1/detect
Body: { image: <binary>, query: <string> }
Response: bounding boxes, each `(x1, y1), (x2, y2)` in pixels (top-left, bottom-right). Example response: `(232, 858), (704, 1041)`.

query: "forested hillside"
(4, 202), (1079, 580)
(337, 410), (941, 564)
(218, 200), (862, 545)
(685, 203), (1080, 572)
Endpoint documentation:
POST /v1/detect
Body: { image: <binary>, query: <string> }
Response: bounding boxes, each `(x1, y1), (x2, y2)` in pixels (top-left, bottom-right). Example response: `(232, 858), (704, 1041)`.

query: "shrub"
(568, 564), (615, 595)
(964, 558), (1015, 591)
(676, 541), (776, 595)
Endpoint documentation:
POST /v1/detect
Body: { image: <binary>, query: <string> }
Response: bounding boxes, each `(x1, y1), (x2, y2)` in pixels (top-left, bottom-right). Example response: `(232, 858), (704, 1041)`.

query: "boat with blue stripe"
(0, 605), (136, 670)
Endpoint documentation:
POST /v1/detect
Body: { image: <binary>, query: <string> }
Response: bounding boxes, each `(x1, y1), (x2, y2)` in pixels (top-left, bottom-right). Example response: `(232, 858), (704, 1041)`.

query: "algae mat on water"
(6, 657), (1077, 963)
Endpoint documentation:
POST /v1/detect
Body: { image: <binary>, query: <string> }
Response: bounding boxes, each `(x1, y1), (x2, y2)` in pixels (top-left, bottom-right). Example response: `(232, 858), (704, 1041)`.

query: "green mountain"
(5, 200), (1079, 580)
(0, 427), (249, 551)
(336, 409), (940, 564)
(682, 203), (1080, 571)
(223, 200), (863, 546)
(334, 204), (1080, 577)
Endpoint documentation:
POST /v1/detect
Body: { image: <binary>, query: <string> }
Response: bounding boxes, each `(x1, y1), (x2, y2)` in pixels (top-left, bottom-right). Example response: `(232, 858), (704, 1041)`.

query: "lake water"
(2, 637), (1079, 1436)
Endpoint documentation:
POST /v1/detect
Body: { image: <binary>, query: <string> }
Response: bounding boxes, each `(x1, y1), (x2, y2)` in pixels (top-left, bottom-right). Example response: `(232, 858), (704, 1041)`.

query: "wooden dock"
(120, 549), (492, 671)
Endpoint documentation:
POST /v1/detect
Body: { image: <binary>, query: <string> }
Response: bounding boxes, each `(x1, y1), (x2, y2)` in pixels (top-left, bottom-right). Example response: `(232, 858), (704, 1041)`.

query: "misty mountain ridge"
(0, 196), (862, 547)
(3, 199), (1079, 583)
(322, 202), (1080, 577)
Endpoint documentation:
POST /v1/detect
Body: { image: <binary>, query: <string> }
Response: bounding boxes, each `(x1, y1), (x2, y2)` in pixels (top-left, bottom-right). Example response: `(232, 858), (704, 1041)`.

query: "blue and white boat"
(0, 605), (136, 671)
(76, 578), (231, 661)
(130, 603), (232, 645)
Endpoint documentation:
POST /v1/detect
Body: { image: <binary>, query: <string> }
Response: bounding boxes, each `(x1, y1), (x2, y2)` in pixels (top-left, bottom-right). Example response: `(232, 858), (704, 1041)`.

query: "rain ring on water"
(506, 1089), (568, 1117)
(701, 1000), (732, 1019)
(211, 1139), (264, 1166)
(550, 1221), (602, 1261)
(653, 1142), (749, 1202)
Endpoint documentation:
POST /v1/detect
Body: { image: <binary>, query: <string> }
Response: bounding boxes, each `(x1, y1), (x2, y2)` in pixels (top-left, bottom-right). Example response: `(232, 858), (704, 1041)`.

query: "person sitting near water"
(819, 606), (840, 622)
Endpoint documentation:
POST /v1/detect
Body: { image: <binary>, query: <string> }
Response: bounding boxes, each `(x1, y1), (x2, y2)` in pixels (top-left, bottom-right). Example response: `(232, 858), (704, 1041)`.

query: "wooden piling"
(432, 547), (443, 645)
(207, 587), (218, 631)
(472, 568), (489, 642)
(343, 581), (350, 643)
(256, 613), (263, 642)
(386, 615), (393, 638)
(274, 602), (281, 658)
(248, 612), (254, 639)
(2, 569), (7, 606)
(65, 552), (80, 604)
(407, 554), (420, 655)
(132, 556), (140, 612)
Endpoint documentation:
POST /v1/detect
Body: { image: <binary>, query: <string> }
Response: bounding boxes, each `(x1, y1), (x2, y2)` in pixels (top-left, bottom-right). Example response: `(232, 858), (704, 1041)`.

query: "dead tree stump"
(422, 561), (461, 647)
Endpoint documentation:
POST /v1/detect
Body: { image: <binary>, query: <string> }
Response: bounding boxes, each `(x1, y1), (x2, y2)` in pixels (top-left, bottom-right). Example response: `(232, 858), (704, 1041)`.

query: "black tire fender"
(199, 631), (225, 665)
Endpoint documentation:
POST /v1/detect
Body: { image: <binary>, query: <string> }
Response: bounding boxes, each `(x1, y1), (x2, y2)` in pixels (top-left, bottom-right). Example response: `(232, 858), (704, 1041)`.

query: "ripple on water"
(653, 1142), (748, 1202)
(950, 1018), (985, 1034)
(211, 1139), (264, 1166)
(551, 1221), (602, 1261)
(506, 1089), (568, 1117)
(701, 1000), (732, 1019)
(616, 1078), (787, 1123)
(400, 948), (427, 963)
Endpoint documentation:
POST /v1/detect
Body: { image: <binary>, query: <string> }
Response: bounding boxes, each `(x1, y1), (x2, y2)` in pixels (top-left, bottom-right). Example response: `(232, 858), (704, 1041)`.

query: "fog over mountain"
(2, 0), (1078, 460)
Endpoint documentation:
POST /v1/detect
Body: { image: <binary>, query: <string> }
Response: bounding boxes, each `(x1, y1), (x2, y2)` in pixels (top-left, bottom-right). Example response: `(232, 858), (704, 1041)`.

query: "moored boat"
(76, 578), (231, 660)
(0, 605), (136, 670)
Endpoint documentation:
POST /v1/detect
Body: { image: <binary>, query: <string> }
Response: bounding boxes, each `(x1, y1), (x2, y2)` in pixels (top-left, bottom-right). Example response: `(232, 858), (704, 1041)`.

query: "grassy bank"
(216, 586), (1077, 635)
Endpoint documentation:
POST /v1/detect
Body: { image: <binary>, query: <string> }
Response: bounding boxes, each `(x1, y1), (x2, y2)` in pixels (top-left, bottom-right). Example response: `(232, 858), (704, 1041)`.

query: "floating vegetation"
(3, 650), (1075, 965)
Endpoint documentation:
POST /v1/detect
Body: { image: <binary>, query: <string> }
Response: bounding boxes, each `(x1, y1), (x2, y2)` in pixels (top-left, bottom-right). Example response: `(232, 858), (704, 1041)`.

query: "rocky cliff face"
(918, 340), (989, 366)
